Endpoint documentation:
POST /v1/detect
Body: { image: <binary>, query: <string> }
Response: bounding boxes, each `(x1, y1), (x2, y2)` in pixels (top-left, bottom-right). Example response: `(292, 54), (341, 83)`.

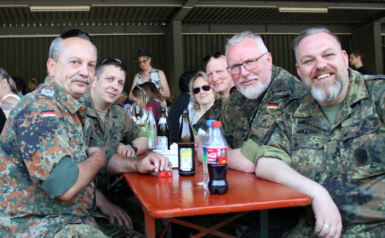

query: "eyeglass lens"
(193, 85), (210, 94)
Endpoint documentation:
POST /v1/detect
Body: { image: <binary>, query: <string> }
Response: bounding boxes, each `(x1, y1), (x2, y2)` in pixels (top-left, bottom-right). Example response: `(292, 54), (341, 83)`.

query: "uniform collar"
(43, 77), (82, 114)
(80, 91), (99, 118)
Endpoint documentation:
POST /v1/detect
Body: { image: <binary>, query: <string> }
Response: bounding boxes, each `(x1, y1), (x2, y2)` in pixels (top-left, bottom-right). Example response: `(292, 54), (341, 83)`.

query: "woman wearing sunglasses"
(129, 48), (170, 101)
(181, 71), (219, 126)
(0, 68), (21, 118)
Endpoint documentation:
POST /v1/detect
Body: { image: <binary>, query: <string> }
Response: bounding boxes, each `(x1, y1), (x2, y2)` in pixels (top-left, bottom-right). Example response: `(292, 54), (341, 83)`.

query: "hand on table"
(137, 153), (172, 173)
(312, 188), (342, 238)
(117, 143), (136, 157)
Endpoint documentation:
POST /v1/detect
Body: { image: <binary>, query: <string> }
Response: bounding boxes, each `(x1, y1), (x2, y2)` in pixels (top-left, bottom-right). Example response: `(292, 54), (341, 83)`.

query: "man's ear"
(296, 63), (302, 79)
(47, 58), (56, 78)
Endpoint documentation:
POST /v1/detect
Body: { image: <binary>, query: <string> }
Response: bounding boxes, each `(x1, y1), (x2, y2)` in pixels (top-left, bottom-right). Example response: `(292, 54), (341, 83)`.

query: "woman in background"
(0, 68), (21, 118)
(129, 49), (170, 101)
(181, 71), (219, 126)
(132, 84), (166, 123)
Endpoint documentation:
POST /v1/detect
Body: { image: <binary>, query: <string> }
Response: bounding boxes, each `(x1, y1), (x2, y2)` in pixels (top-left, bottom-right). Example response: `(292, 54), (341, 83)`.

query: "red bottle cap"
(212, 121), (221, 127)
(143, 106), (147, 108)
(148, 107), (153, 110)
(127, 107), (130, 109)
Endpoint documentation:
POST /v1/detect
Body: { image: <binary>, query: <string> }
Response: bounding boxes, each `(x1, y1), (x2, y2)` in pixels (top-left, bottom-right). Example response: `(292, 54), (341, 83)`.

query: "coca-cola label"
(207, 147), (227, 165)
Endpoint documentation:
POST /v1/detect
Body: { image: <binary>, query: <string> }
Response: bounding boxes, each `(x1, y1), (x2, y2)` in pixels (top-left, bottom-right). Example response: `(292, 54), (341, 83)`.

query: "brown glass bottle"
(177, 109), (195, 176)
(157, 108), (171, 151)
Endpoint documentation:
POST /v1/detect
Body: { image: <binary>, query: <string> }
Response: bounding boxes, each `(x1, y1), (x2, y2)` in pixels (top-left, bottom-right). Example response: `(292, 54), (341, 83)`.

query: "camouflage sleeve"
(88, 136), (117, 177)
(220, 97), (232, 147)
(41, 156), (79, 199)
(254, 119), (293, 166)
(121, 113), (146, 144)
(15, 101), (73, 181)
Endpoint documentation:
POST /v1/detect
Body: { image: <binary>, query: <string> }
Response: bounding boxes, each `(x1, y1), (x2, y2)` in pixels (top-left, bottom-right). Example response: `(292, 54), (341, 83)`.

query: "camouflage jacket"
(257, 69), (385, 236)
(221, 65), (308, 161)
(0, 77), (98, 237)
(193, 98), (224, 132)
(80, 92), (146, 151)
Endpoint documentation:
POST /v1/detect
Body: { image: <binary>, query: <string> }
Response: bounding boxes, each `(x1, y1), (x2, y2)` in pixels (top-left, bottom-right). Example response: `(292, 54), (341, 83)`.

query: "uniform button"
(370, 126), (374, 129)
(329, 171), (333, 175)
(295, 143), (298, 147)
(314, 116), (318, 119)
(315, 143), (319, 147)
(328, 138), (331, 142)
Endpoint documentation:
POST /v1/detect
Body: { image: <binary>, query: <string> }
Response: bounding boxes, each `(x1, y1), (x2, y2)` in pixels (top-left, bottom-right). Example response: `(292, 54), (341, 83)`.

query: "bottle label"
(207, 147), (227, 165)
(147, 131), (156, 148)
(159, 118), (167, 124)
(157, 136), (168, 151)
(202, 147), (207, 162)
(180, 148), (193, 171)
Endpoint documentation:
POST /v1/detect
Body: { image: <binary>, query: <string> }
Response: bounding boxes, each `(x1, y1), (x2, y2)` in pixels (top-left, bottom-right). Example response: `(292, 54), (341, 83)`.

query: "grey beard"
(311, 74), (348, 103)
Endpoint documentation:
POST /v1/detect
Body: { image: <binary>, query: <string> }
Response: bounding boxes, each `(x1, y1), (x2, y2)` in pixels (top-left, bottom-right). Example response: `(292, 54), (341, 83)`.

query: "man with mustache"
(0, 30), (170, 237)
(193, 53), (234, 132)
(254, 27), (385, 237)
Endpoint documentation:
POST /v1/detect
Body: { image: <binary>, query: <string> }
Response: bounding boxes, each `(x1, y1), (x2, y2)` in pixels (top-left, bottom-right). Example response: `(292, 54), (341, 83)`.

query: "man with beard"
(254, 27), (385, 237)
(196, 31), (308, 173)
(194, 31), (308, 238)
(0, 30), (170, 237)
(193, 53), (234, 132)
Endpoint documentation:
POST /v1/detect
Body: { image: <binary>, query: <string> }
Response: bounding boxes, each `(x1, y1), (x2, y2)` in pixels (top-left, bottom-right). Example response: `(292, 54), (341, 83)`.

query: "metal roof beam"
(173, 0), (198, 21)
(195, 1), (385, 10)
(0, 0), (185, 7)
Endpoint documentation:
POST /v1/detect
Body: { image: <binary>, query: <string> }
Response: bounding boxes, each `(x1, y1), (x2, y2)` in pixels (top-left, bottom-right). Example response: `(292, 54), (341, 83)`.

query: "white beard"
(310, 69), (348, 103)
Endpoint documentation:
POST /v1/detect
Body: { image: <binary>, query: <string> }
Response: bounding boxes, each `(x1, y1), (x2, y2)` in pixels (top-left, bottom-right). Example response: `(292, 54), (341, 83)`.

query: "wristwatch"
(127, 143), (138, 154)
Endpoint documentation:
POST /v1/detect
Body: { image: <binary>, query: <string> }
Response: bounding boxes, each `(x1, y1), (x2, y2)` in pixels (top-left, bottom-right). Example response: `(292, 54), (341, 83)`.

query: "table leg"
(144, 211), (156, 238)
(260, 210), (268, 238)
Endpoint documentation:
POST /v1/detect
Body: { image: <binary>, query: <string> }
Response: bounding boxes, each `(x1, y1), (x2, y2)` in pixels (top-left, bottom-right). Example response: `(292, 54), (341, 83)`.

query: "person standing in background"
(349, 49), (372, 75)
(129, 49), (170, 100)
(0, 68), (21, 118)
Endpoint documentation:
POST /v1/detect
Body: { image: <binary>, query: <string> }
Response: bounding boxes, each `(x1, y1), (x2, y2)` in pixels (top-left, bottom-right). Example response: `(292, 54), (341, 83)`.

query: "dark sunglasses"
(59, 29), (94, 44)
(203, 51), (224, 63)
(193, 85), (211, 94)
(98, 58), (128, 71)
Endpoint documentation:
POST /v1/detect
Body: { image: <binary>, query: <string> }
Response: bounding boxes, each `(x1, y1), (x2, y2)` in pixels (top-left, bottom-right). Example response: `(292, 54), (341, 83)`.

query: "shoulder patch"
(41, 89), (54, 98)
(275, 92), (289, 97)
(267, 103), (279, 109)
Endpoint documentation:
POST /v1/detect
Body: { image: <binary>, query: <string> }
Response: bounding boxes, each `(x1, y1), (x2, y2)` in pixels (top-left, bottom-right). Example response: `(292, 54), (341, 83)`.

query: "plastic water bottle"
(202, 120), (215, 191)
(207, 121), (228, 195)
(135, 105), (141, 122)
(141, 106), (148, 131)
(146, 107), (157, 149)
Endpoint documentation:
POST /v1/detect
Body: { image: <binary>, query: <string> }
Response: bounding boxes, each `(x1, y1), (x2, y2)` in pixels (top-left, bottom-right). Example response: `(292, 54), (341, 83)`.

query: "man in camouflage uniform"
(0, 30), (169, 238)
(254, 27), (385, 237)
(193, 53), (234, 132)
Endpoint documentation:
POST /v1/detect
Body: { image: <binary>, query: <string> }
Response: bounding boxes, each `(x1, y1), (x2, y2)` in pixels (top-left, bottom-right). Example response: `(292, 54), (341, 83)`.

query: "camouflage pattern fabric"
(0, 77), (99, 237)
(80, 92), (145, 152)
(54, 224), (108, 238)
(257, 69), (385, 237)
(221, 65), (308, 150)
(193, 98), (224, 132)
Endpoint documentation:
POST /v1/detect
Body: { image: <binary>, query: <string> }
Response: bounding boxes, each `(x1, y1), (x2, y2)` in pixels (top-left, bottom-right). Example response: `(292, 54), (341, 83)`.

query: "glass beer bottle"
(157, 108), (171, 151)
(177, 109), (195, 176)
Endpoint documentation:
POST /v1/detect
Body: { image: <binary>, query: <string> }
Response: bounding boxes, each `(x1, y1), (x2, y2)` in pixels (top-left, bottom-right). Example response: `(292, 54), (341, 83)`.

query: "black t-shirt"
(356, 65), (372, 75)
(0, 108), (6, 134)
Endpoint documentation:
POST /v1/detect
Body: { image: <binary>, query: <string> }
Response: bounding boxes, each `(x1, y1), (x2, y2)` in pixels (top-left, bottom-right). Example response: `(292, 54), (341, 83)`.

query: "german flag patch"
(267, 103), (279, 109)
(42, 110), (55, 118)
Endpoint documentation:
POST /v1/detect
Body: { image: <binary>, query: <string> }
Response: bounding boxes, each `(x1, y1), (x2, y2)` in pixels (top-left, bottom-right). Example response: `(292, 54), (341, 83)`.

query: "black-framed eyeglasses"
(193, 85), (210, 94)
(203, 52), (224, 63)
(98, 58), (128, 72)
(226, 52), (269, 75)
(59, 29), (94, 44)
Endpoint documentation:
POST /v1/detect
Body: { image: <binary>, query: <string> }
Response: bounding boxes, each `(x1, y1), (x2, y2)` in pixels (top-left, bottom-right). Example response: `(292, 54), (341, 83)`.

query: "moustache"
(239, 76), (259, 84)
(70, 76), (91, 84)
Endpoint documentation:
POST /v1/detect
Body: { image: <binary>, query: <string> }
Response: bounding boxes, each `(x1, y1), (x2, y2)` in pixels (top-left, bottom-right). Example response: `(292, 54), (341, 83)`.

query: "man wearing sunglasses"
(0, 29), (170, 238)
(193, 52), (234, 132)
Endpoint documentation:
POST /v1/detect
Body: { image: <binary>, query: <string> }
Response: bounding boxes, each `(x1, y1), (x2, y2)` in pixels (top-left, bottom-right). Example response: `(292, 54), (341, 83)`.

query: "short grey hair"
(292, 27), (342, 58)
(48, 33), (97, 62)
(225, 31), (268, 56)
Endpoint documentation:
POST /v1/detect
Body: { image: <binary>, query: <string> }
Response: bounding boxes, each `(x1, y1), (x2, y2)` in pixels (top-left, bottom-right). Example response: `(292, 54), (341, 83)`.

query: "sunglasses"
(203, 52), (224, 63)
(193, 85), (210, 94)
(138, 59), (148, 64)
(59, 29), (94, 44)
(98, 58), (128, 72)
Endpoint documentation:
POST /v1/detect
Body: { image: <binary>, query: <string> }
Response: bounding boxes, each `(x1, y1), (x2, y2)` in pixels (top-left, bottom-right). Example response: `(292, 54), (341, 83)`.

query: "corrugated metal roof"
(183, 8), (382, 25)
